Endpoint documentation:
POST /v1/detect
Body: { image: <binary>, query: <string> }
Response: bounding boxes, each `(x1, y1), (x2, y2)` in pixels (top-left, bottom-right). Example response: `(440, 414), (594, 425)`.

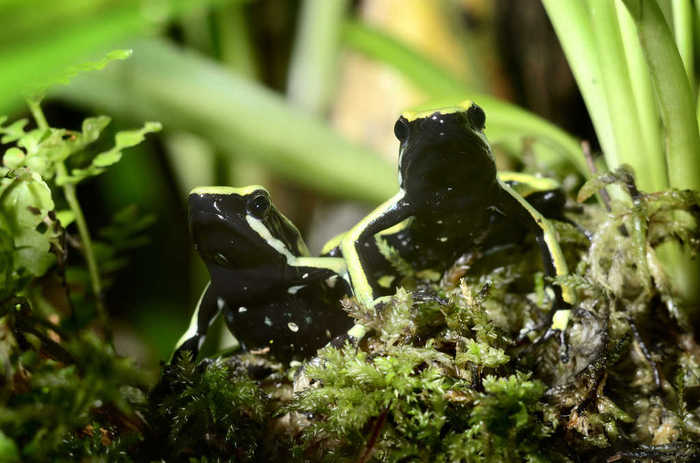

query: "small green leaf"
(91, 121), (162, 169)
(55, 209), (75, 227)
(456, 339), (509, 368)
(0, 118), (28, 144)
(78, 115), (111, 146)
(3, 148), (25, 169)
(30, 49), (134, 96)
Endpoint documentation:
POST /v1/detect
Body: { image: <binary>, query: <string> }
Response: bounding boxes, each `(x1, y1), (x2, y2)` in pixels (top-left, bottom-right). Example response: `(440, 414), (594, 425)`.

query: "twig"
(357, 403), (391, 463)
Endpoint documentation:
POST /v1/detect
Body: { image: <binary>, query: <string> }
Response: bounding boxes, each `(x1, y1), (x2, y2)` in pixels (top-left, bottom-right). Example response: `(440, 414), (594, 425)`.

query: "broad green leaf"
(0, 171), (56, 276)
(58, 39), (397, 203)
(0, 0), (237, 113)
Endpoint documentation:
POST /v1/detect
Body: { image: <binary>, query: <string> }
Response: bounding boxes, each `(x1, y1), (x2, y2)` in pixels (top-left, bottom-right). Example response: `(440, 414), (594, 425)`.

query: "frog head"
(188, 186), (309, 279)
(394, 101), (497, 203)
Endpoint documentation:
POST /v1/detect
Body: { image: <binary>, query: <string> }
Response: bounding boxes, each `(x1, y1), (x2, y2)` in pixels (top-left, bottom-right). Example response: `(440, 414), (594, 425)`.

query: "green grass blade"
(541, 0), (618, 169)
(588, 0), (666, 192)
(616, 2), (666, 190)
(622, 0), (700, 191)
(55, 39), (396, 204)
(672, 0), (696, 92)
(0, 0), (234, 114)
(342, 20), (587, 175)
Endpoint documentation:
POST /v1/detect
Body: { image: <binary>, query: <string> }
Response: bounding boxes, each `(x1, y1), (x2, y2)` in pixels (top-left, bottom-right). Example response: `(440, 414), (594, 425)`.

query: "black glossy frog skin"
(334, 101), (574, 328)
(172, 186), (354, 364)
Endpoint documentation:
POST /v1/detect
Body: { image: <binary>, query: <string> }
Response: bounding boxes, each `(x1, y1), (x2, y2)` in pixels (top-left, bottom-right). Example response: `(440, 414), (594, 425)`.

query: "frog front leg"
(170, 283), (221, 363)
(340, 191), (414, 308)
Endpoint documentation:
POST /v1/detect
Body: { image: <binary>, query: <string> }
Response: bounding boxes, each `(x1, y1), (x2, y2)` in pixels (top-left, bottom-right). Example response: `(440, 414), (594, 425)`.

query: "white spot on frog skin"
(436, 220), (443, 224)
(238, 307), (247, 313)
(288, 285), (305, 294)
(264, 316), (273, 326)
(287, 322), (299, 332)
(439, 236), (448, 242)
(217, 297), (226, 310)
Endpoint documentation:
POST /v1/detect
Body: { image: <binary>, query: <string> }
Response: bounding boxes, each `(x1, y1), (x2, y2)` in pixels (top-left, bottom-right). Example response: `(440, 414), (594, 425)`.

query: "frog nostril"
(467, 103), (485, 131)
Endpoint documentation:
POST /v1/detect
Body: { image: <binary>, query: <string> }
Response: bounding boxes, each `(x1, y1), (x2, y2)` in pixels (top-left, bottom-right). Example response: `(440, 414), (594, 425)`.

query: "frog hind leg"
(497, 181), (574, 361)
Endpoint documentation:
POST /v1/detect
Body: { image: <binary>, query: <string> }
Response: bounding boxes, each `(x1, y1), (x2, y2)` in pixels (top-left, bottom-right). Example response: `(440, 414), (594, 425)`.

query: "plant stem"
(27, 98), (111, 344)
(287, 0), (349, 114)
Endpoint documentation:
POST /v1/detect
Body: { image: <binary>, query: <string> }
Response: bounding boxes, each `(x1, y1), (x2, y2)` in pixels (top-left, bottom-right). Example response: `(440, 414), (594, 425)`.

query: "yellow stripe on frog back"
(401, 99), (474, 122)
(189, 185), (268, 196)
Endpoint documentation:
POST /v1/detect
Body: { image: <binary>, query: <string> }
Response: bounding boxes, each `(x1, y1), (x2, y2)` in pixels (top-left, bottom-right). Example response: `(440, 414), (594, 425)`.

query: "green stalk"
(622, 0), (700, 315)
(588, 0), (664, 192)
(672, 0), (696, 92)
(622, 0), (700, 191)
(26, 98), (111, 343)
(287, 0), (350, 114)
(541, 0), (618, 169)
(342, 20), (587, 175)
(216, 3), (258, 79)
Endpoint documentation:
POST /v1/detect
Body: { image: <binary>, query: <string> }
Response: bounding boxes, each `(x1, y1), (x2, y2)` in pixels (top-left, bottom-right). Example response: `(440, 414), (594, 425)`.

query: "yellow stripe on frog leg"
(341, 190), (408, 308)
(498, 179), (575, 305)
(295, 256), (348, 284)
(377, 216), (413, 236)
(171, 282), (212, 361)
(497, 172), (560, 197)
(321, 231), (346, 255)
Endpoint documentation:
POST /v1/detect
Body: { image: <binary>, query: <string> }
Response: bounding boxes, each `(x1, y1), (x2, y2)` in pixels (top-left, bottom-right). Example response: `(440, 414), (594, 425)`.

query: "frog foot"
(518, 309), (572, 363)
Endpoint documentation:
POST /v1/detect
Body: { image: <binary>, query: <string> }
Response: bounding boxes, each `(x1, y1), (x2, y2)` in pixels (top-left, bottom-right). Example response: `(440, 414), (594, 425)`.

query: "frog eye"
(467, 103), (486, 131)
(394, 116), (409, 142)
(247, 191), (270, 218)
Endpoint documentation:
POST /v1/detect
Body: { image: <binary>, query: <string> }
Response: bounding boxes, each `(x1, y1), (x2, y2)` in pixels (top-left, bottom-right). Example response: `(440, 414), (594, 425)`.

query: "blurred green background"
(1, 0), (597, 370)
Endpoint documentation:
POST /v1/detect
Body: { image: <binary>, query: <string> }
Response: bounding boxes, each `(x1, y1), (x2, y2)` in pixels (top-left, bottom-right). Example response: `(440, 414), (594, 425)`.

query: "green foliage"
(0, 323), (149, 462)
(148, 354), (272, 461)
(0, 54), (160, 460)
